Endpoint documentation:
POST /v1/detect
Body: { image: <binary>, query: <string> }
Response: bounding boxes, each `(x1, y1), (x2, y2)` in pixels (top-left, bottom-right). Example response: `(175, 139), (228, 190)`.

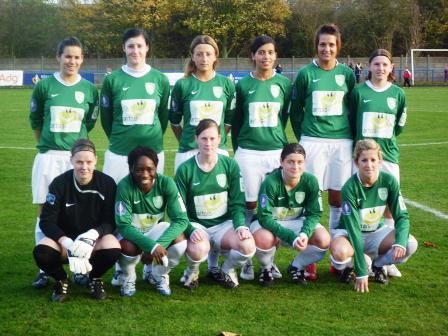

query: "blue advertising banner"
(24, 72), (95, 85)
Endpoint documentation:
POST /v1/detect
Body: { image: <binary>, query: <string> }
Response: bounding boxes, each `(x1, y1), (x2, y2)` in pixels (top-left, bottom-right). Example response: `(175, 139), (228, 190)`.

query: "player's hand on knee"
(72, 229), (99, 259)
(355, 277), (369, 293)
(152, 244), (168, 266)
(190, 229), (206, 243)
(294, 234), (308, 251)
(236, 227), (252, 240)
(392, 245), (406, 260)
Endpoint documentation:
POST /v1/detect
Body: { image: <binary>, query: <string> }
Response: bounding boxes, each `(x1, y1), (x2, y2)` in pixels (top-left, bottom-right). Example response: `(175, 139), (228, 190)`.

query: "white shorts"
(31, 150), (72, 204)
(235, 147), (282, 202)
(300, 136), (352, 191)
(174, 148), (229, 174)
(352, 160), (400, 184)
(332, 225), (393, 258)
(250, 219), (324, 247)
(103, 149), (165, 183)
(117, 222), (170, 243)
(191, 220), (233, 251)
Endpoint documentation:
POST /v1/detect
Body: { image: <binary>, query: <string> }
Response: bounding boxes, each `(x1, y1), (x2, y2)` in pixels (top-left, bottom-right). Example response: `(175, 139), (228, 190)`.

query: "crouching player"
(115, 146), (189, 296)
(33, 139), (120, 302)
(251, 143), (330, 286)
(330, 139), (418, 292)
(175, 119), (256, 289)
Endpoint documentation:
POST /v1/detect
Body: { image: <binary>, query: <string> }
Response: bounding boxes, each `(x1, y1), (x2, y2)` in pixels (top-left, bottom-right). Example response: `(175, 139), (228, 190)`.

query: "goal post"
(410, 49), (448, 85)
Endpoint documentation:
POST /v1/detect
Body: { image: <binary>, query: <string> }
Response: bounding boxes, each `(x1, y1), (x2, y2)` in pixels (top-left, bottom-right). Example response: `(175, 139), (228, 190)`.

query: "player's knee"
(95, 234), (120, 250)
(186, 239), (210, 260)
(253, 229), (276, 250)
(120, 239), (141, 256)
(311, 228), (330, 249)
(330, 241), (353, 261)
(33, 244), (61, 269)
(237, 237), (256, 255)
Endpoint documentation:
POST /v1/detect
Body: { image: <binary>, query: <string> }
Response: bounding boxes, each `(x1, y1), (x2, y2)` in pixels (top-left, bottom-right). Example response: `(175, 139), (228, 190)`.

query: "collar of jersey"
(250, 70), (276, 80)
(366, 80), (392, 93)
(122, 64), (151, 78)
(54, 72), (82, 86)
(195, 152), (219, 173)
(192, 71), (216, 82)
(312, 59), (339, 70)
(73, 171), (105, 200)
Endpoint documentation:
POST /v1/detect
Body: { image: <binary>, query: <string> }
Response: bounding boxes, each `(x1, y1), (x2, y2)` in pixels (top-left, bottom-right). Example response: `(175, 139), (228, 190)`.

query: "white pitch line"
(404, 198), (448, 220)
(399, 141), (448, 147)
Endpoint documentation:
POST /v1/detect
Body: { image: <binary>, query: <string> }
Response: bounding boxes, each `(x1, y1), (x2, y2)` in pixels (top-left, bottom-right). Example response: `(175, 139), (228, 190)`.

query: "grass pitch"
(0, 87), (447, 335)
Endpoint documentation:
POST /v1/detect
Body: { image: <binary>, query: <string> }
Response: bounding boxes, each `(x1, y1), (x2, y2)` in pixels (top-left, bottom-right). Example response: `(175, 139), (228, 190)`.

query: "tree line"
(0, 0), (446, 58)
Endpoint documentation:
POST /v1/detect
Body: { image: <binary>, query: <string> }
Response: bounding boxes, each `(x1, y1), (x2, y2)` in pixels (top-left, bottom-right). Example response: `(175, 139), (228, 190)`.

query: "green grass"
(0, 87), (447, 335)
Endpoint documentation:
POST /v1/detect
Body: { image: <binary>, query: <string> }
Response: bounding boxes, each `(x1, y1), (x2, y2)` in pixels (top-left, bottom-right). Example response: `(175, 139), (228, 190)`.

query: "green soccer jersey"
(169, 73), (236, 152)
(175, 154), (246, 233)
(338, 171), (410, 277)
(290, 61), (355, 140)
(100, 66), (170, 155)
(351, 81), (407, 164)
(115, 173), (189, 253)
(29, 73), (98, 153)
(257, 169), (322, 246)
(231, 73), (291, 151)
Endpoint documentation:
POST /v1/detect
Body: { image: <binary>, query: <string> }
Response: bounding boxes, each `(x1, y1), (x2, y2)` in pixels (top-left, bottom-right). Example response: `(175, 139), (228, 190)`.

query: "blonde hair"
(353, 139), (383, 162)
(184, 35), (219, 77)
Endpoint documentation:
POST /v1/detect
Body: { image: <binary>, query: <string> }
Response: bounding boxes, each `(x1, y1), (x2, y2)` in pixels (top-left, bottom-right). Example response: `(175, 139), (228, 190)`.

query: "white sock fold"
(119, 254), (141, 282)
(292, 245), (327, 270)
(221, 249), (255, 274)
(255, 246), (276, 269)
(330, 254), (353, 270)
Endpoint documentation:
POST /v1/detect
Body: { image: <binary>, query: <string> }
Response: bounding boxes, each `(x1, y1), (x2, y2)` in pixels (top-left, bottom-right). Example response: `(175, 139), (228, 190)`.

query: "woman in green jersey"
(330, 139), (417, 293)
(170, 35), (235, 172)
(252, 144), (330, 286)
(114, 146), (189, 296)
(350, 49), (408, 278)
(100, 28), (170, 183)
(232, 35), (291, 280)
(176, 119), (256, 289)
(30, 37), (99, 288)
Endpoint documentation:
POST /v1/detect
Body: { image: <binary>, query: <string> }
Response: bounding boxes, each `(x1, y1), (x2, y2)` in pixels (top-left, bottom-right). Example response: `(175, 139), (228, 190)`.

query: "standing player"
(350, 49), (407, 277)
(100, 28), (170, 182)
(170, 35), (235, 172)
(176, 119), (256, 289)
(231, 35), (291, 280)
(290, 24), (355, 278)
(29, 37), (98, 288)
(252, 144), (330, 286)
(33, 139), (120, 302)
(330, 139), (417, 292)
(115, 146), (189, 296)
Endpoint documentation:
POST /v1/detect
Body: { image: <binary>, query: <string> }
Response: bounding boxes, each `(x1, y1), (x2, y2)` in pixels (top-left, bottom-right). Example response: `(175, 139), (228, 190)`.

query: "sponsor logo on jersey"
(65, 203), (75, 207)
(270, 84), (280, 98)
(335, 74), (345, 87)
(342, 201), (351, 215)
(115, 201), (126, 216)
(213, 86), (223, 98)
(312, 78), (320, 83)
(193, 182), (200, 186)
(46, 193), (56, 205)
(387, 97), (396, 110)
(51, 93), (59, 98)
(260, 194), (268, 208)
(133, 200), (141, 204)
(153, 196), (163, 209)
(295, 191), (305, 204)
(191, 90), (198, 95)
(122, 87), (130, 91)
(30, 99), (37, 113)
(248, 90), (255, 95)
(75, 91), (84, 104)
(216, 174), (227, 188)
(378, 188), (388, 201)
(145, 82), (155, 95)
(363, 99), (372, 103)
(101, 95), (109, 108)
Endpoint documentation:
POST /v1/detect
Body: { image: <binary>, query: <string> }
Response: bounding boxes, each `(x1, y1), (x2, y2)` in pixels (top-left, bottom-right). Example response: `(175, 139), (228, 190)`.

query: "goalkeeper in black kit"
(33, 139), (121, 302)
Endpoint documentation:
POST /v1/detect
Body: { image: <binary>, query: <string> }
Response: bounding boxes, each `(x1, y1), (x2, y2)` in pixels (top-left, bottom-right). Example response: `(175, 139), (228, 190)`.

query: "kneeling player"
(33, 139), (120, 302)
(115, 146), (189, 296)
(330, 139), (418, 292)
(252, 144), (330, 286)
(175, 119), (256, 289)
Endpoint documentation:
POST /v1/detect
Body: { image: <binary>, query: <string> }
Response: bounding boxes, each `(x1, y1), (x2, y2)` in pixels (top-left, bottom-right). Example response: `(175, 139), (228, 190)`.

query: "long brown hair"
(184, 35), (219, 78)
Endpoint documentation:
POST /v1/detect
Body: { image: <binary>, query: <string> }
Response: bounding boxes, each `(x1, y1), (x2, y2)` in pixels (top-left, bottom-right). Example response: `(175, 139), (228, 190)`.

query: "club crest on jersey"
(145, 82), (155, 95)
(295, 191), (305, 204)
(270, 84), (280, 98)
(378, 188), (388, 201)
(387, 97), (396, 110)
(153, 196), (163, 209)
(46, 193), (56, 205)
(335, 74), (345, 87)
(216, 174), (227, 188)
(75, 91), (84, 104)
(115, 201), (126, 216)
(213, 86), (223, 98)
(342, 201), (351, 215)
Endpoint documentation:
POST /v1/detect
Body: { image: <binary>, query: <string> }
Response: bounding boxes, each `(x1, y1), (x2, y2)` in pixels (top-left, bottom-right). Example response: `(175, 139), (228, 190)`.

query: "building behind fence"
(1, 56), (447, 84)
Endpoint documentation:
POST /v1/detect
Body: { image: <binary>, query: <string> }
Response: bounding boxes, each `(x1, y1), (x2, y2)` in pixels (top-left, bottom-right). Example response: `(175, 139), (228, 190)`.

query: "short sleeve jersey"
(337, 171), (410, 277)
(175, 154), (246, 229)
(100, 66), (170, 155)
(257, 169), (322, 245)
(29, 74), (98, 153)
(115, 173), (189, 252)
(351, 81), (407, 164)
(232, 73), (291, 151)
(290, 61), (355, 140)
(169, 73), (236, 152)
